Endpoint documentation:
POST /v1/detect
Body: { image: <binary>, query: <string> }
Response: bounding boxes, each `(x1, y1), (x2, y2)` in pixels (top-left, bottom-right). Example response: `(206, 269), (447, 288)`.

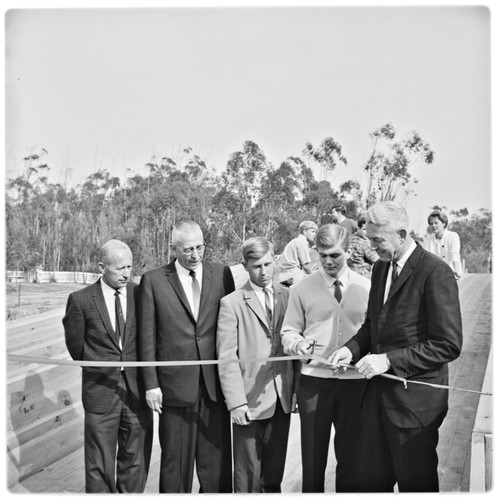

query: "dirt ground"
(5, 282), (89, 321)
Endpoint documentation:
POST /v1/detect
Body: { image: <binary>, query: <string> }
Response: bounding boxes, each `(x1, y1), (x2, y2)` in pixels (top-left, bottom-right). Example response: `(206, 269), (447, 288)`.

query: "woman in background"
(424, 210), (463, 280)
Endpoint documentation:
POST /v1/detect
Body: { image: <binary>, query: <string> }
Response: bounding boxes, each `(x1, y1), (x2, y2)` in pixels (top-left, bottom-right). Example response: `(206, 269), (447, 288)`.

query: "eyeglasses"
(179, 244), (206, 256)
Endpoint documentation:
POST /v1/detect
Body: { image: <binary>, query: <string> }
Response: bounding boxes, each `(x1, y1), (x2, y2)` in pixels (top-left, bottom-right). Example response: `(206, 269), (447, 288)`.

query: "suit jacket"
(216, 281), (294, 420)
(344, 242), (463, 428)
(63, 280), (145, 414)
(137, 260), (235, 406)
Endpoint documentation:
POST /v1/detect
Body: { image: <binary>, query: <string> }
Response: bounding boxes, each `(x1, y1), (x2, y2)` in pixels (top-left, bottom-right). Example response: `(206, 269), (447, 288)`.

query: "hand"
(329, 346), (353, 374)
(296, 339), (312, 356)
(355, 354), (390, 379)
(231, 405), (252, 426)
(146, 387), (163, 414)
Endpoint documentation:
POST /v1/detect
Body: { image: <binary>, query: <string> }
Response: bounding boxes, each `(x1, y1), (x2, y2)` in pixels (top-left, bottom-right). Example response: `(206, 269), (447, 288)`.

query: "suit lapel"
(92, 279), (121, 349)
(164, 262), (195, 320)
(242, 281), (272, 336)
(199, 262), (213, 318)
(122, 282), (135, 347)
(385, 243), (424, 304)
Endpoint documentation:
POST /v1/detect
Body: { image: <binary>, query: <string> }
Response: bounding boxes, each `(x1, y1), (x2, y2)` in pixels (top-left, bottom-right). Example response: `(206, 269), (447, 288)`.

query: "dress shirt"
(175, 259), (204, 317)
(101, 278), (127, 351)
(249, 281), (274, 317)
(319, 266), (349, 300)
(383, 240), (417, 304)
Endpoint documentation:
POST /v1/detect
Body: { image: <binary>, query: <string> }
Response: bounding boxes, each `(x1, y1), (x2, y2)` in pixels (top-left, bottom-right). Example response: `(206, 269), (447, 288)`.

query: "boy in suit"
(217, 237), (295, 493)
(63, 239), (153, 493)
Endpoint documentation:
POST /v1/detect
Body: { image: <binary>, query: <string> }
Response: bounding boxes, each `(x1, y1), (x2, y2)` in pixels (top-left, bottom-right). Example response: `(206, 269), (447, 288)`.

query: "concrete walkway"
(8, 273), (492, 493)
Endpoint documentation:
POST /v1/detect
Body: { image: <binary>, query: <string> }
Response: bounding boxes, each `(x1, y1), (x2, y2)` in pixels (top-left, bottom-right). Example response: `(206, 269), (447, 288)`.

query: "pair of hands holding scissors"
(297, 339), (391, 379)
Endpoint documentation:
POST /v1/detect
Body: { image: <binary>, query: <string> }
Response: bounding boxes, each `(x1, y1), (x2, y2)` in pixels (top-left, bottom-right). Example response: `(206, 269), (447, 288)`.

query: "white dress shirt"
(319, 265), (349, 300)
(383, 240), (417, 304)
(100, 278), (127, 351)
(175, 260), (203, 319)
(249, 281), (274, 317)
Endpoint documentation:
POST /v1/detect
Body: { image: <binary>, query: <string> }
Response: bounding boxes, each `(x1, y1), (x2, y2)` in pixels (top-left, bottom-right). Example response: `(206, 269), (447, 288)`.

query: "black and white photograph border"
(2, 0), (496, 496)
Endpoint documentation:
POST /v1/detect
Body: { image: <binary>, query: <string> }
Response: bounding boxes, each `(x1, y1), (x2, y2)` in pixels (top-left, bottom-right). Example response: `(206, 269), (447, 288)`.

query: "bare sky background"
(4, 1), (494, 234)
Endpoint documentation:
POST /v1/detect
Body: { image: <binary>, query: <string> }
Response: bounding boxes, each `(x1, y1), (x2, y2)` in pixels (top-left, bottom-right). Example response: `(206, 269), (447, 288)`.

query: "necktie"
(189, 270), (201, 318)
(391, 261), (399, 288)
(114, 290), (125, 341)
(334, 280), (342, 303)
(263, 287), (273, 331)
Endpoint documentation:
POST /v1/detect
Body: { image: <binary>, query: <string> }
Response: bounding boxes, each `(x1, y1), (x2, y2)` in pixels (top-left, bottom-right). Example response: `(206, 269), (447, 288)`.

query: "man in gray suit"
(217, 237), (295, 493)
(138, 221), (235, 493)
(63, 239), (153, 493)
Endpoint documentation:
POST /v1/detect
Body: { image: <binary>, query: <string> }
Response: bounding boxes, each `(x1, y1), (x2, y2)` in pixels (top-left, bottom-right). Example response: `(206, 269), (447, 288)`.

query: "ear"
(242, 260), (248, 272)
(98, 262), (105, 274)
(398, 229), (407, 240)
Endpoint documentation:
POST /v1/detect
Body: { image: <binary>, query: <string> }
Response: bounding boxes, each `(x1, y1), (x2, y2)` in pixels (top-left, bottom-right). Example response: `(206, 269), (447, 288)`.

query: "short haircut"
(357, 217), (367, 229)
(315, 224), (350, 252)
(366, 201), (409, 231)
(172, 221), (202, 246)
(99, 240), (131, 264)
(299, 221), (318, 233)
(241, 237), (274, 263)
(332, 205), (346, 215)
(427, 210), (448, 228)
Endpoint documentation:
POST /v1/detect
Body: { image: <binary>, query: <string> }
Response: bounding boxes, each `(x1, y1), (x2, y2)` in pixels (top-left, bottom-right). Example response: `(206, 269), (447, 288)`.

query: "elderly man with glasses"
(138, 221), (235, 493)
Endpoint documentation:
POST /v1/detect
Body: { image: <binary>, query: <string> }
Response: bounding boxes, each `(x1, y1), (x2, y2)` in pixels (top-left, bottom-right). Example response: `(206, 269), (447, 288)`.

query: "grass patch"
(5, 282), (91, 321)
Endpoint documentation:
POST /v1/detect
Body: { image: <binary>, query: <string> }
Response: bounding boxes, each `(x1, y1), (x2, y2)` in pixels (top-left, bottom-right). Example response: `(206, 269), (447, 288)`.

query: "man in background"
(274, 221), (318, 287)
(330, 205), (358, 234)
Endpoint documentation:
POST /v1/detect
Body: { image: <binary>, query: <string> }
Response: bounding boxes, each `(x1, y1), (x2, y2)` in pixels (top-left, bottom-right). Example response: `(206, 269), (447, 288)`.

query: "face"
(358, 224), (366, 237)
(174, 229), (205, 271)
(317, 244), (350, 278)
(243, 250), (275, 288)
(303, 227), (317, 245)
(99, 248), (133, 289)
(331, 209), (340, 222)
(366, 222), (405, 262)
(429, 216), (445, 237)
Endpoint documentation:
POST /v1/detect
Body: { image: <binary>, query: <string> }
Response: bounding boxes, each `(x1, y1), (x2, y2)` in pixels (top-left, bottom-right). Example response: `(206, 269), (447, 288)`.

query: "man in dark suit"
(63, 239), (153, 493)
(138, 221), (235, 493)
(330, 201), (462, 492)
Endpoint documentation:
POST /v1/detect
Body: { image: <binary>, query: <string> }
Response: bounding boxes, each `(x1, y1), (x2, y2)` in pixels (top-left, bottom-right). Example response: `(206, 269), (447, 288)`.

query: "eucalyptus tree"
(363, 123), (434, 208)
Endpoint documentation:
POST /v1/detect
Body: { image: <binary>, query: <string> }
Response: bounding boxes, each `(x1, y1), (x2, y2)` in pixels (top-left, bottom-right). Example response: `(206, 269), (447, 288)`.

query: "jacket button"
(195, 337), (200, 342)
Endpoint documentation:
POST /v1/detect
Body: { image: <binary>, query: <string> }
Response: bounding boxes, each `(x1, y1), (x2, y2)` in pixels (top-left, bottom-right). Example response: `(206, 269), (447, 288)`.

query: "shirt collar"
(101, 277), (127, 298)
(320, 265), (349, 287)
(175, 259), (203, 278)
(394, 240), (417, 269)
(249, 280), (273, 295)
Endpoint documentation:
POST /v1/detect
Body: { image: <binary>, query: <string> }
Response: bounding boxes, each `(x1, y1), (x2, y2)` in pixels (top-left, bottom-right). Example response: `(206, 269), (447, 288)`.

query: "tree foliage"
(5, 131), (490, 276)
(364, 123), (434, 208)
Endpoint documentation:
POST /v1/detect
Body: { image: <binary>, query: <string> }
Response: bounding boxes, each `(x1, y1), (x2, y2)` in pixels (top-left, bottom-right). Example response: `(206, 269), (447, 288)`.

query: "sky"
(3, 0), (494, 235)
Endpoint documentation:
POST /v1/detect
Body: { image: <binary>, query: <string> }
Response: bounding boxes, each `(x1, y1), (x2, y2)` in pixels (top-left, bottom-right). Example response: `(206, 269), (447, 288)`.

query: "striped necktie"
(114, 290), (125, 341)
(189, 270), (201, 318)
(263, 287), (273, 333)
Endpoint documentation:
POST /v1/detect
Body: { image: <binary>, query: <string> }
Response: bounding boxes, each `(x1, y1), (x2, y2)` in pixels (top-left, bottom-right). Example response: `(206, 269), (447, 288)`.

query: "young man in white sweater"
(281, 224), (370, 493)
